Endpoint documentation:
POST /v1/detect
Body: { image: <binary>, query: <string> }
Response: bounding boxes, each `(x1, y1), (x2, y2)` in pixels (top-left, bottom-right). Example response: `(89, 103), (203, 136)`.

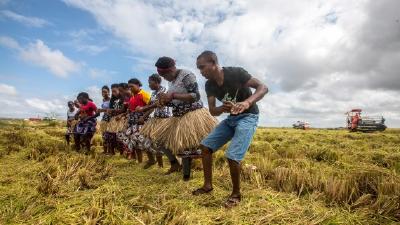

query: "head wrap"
(155, 56), (175, 75)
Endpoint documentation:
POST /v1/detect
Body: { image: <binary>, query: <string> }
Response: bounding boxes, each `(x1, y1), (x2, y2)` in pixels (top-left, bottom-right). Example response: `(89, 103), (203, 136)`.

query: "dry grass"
(0, 120), (399, 224)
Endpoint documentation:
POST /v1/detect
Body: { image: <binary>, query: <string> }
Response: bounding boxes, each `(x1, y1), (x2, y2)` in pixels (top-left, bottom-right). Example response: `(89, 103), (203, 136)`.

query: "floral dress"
(118, 89), (151, 152)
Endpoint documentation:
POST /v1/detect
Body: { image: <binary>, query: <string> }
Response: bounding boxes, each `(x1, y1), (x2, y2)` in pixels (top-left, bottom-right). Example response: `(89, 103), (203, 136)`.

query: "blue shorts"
(200, 113), (259, 162)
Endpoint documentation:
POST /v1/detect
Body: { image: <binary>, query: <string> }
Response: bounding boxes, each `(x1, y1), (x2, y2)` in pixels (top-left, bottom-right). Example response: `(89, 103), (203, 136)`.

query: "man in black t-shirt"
(192, 51), (268, 208)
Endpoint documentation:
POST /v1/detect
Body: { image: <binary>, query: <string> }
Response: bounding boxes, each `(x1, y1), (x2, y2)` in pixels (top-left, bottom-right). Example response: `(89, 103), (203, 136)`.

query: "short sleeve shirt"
(151, 86), (171, 118)
(205, 67), (259, 115)
(167, 69), (203, 116)
(128, 89), (151, 112)
(80, 101), (97, 117)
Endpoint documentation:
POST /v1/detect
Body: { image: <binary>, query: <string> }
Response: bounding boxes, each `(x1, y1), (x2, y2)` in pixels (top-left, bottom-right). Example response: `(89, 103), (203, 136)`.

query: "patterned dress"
(167, 69), (203, 116)
(74, 101), (97, 136)
(118, 89), (151, 152)
(141, 86), (171, 153)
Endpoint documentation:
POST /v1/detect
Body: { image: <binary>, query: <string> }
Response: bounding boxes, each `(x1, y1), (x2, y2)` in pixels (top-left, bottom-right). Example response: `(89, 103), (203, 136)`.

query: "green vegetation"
(0, 120), (399, 224)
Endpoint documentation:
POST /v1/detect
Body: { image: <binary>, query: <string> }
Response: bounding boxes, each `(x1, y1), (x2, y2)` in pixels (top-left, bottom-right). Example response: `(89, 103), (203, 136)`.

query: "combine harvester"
(346, 109), (386, 132)
(293, 121), (310, 130)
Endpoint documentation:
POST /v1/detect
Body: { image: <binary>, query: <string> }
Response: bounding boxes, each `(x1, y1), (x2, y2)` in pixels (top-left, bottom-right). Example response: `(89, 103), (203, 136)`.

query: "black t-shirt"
(205, 67), (259, 115)
(109, 96), (124, 110)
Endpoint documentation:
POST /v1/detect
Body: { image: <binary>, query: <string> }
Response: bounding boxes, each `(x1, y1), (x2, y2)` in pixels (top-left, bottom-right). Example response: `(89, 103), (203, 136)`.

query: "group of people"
(65, 51), (268, 208)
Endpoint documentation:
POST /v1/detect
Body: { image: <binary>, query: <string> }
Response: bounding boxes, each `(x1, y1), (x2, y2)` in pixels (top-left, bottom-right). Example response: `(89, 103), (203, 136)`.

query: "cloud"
(88, 68), (115, 80)
(0, 36), (81, 77)
(76, 44), (107, 55)
(0, 83), (17, 96)
(25, 98), (64, 112)
(0, 10), (50, 28)
(67, 28), (109, 55)
(0, 36), (21, 50)
(0, 85), (103, 119)
(56, 0), (400, 127)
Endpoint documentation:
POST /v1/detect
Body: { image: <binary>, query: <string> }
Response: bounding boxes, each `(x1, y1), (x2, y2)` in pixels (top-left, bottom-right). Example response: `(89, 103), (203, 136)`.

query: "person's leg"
(84, 133), (93, 154)
(228, 159), (241, 197)
(156, 153), (163, 167)
(224, 114), (258, 207)
(135, 149), (143, 163)
(200, 146), (213, 190)
(193, 119), (234, 195)
(65, 134), (70, 145)
(74, 134), (81, 151)
(162, 147), (181, 174)
(102, 133), (108, 154)
(182, 157), (192, 181)
(144, 151), (156, 169)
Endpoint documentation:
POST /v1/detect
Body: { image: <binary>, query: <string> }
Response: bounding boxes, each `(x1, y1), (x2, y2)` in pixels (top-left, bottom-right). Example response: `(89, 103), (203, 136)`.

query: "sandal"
(192, 187), (214, 196)
(224, 195), (241, 208)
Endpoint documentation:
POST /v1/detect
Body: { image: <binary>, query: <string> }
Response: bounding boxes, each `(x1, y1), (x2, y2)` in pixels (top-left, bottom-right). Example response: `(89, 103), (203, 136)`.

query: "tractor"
(293, 121), (310, 130)
(346, 109), (386, 132)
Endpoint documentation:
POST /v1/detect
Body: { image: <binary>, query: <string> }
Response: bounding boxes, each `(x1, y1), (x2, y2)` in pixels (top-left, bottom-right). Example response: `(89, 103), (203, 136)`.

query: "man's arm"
(208, 96), (232, 116)
(231, 77), (268, 115)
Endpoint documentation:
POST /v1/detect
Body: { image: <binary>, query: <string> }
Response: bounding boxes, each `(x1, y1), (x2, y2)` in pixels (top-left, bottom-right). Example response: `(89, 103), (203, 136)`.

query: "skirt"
(106, 114), (127, 133)
(74, 118), (97, 135)
(117, 112), (146, 152)
(155, 108), (218, 155)
(139, 117), (170, 154)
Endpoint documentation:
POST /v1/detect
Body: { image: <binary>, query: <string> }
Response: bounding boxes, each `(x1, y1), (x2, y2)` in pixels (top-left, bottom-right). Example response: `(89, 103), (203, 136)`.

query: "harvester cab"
(346, 109), (386, 132)
(293, 121), (310, 130)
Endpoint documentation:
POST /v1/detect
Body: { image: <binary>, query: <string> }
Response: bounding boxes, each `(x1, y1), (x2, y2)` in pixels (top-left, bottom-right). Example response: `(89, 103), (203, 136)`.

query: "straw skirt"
(155, 108), (218, 155)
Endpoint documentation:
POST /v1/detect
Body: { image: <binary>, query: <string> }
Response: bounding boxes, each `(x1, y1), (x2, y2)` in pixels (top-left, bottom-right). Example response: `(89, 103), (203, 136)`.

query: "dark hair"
(77, 92), (89, 99)
(119, 83), (129, 89)
(111, 83), (119, 89)
(67, 101), (74, 105)
(102, 85), (110, 91)
(155, 56), (175, 69)
(149, 73), (162, 84)
(197, 50), (218, 64)
(128, 78), (142, 87)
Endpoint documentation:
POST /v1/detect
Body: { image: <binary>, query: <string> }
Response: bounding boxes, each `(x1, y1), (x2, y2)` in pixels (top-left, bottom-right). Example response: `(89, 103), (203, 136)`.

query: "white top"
(67, 109), (77, 120)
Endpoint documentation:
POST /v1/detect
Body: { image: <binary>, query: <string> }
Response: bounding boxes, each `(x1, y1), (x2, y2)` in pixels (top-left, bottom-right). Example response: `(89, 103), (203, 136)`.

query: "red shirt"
(80, 101), (97, 117)
(128, 89), (151, 112)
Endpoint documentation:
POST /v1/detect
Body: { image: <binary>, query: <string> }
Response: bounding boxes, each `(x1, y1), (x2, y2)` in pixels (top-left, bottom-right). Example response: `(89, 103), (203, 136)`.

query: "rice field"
(0, 119), (399, 225)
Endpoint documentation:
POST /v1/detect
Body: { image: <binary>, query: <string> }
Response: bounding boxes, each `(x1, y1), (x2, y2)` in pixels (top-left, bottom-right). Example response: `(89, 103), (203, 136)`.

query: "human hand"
(231, 101), (251, 115)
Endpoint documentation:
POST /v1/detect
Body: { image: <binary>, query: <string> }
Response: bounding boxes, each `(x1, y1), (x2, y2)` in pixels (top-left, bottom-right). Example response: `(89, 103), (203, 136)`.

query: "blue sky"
(1, 0), (399, 127)
(0, 0), (153, 99)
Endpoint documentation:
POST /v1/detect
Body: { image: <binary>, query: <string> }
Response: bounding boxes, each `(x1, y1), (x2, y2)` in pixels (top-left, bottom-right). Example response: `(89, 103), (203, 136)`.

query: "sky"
(0, 0), (399, 127)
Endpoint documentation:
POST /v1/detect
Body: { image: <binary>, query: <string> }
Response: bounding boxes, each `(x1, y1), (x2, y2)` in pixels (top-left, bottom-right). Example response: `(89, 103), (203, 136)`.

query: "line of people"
(65, 51), (268, 208)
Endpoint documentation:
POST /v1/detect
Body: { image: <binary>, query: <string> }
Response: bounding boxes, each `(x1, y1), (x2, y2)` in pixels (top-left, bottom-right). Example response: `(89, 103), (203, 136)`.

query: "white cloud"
(20, 40), (81, 77)
(76, 44), (107, 55)
(0, 83), (17, 96)
(0, 36), (21, 50)
(0, 10), (50, 28)
(57, 0), (400, 127)
(0, 36), (81, 77)
(25, 98), (64, 112)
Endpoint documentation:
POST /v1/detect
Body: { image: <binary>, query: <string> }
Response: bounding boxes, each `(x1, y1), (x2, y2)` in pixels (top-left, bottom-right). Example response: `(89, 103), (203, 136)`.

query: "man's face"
(128, 83), (140, 94)
(111, 88), (120, 97)
(196, 57), (216, 80)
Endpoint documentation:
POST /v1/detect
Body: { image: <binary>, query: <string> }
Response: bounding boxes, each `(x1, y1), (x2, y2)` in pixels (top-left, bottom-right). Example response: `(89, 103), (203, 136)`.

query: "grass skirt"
(156, 108), (217, 155)
(139, 117), (170, 154)
(106, 115), (127, 133)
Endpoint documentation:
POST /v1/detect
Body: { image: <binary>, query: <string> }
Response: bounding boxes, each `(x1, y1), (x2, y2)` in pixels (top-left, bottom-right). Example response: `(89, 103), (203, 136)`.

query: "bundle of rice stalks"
(37, 172), (59, 195)
(158, 108), (217, 154)
(106, 115), (127, 133)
